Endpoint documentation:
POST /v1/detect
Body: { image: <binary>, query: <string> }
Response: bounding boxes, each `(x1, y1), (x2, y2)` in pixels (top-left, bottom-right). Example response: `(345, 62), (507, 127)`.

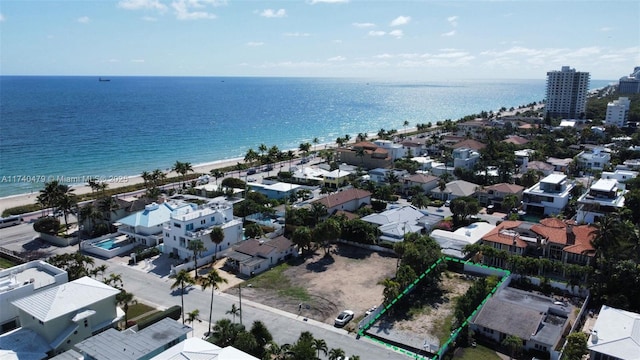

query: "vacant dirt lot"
(225, 244), (398, 325)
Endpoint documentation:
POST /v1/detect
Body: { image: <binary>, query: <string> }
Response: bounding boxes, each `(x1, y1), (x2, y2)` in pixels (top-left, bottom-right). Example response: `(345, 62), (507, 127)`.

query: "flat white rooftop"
(591, 179), (617, 192)
(541, 173), (566, 184)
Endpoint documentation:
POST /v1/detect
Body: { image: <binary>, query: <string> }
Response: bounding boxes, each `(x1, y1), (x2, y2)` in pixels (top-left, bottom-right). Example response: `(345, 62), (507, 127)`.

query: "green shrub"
(33, 217), (60, 235)
(2, 204), (41, 217)
(136, 305), (182, 330)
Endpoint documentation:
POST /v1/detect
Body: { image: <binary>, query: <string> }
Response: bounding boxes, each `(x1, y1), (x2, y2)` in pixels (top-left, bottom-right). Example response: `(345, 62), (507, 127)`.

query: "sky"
(0, 0), (638, 80)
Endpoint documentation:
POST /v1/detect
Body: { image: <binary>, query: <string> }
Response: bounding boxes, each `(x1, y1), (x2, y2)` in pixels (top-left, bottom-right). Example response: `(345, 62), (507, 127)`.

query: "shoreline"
(0, 101), (542, 215)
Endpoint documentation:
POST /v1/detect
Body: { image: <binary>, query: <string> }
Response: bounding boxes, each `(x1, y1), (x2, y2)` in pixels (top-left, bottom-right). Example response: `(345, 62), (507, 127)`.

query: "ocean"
(0, 76), (611, 198)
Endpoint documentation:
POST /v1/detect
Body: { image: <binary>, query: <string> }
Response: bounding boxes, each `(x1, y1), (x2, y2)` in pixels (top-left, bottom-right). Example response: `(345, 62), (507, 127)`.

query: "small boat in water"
(99, 77), (111, 82)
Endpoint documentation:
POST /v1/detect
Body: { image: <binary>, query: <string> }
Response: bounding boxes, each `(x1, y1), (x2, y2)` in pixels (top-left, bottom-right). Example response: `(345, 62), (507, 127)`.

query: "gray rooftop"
(472, 287), (570, 347)
(75, 318), (191, 360)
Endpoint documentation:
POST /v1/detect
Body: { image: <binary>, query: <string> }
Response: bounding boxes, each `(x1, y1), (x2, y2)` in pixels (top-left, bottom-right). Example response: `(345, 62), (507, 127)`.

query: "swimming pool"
(94, 238), (117, 250)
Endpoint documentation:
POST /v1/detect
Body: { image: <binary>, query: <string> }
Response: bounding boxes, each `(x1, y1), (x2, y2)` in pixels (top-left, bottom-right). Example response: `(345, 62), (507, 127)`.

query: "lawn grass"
(455, 344), (502, 360)
(0, 257), (18, 269)
(433, 313), (454, 344)
(247, 263), (310, 302)
(127, 302), (158, 320)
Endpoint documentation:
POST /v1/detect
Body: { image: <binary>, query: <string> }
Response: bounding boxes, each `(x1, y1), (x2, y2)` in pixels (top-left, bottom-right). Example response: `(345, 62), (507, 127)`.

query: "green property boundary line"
(357, 256), (511, 360)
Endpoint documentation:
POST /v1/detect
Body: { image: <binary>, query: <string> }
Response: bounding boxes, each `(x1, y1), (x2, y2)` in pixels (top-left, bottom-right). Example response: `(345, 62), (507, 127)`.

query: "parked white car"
(334, 310), (354, 327)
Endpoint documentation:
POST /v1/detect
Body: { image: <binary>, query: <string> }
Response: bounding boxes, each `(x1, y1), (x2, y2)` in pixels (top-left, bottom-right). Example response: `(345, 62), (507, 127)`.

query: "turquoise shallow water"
(0, 76), (611, 198)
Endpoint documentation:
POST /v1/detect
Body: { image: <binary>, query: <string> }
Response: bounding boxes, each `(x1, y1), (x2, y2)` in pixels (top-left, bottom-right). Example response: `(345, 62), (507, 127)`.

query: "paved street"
(0, 224), (408, 360)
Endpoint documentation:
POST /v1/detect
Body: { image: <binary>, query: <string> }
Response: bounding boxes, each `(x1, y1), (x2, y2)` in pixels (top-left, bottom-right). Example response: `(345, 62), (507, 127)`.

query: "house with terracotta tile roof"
(503, 135), (531, 146)
(525, 161), (555, 176)
(313, 188), (372, 214)
(451, 138), (486, 151)
(334, 141), (392, 169)
(479, 218), (596, 268)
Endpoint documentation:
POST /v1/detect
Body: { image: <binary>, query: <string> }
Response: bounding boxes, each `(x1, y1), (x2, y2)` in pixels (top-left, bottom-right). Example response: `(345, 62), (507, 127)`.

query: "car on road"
(247, 168), (257, 175)
(444, 200), (451, 207)
(247, 177), (256, 182)
(334, 310), (354, 327)
(365, 306), (377, 316)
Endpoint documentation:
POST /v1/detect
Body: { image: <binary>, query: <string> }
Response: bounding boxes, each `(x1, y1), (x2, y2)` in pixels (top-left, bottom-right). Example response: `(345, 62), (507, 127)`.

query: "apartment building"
(544, 66), (590, 119)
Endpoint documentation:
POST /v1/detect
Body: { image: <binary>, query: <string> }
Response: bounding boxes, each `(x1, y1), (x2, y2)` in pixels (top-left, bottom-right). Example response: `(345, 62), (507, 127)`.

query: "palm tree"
(328, 348), (346, 360)
(210, 169), (225, 185)
(170, 269), (195, 324)
(201, 268), (228, 336)
(212, 318), (238, 347)
(57, 191), (77, 231)
(98, 196), (120, 226)
(209, 227), (225, 261)
(78, 203), (102, 236)
(116, 289), (136, 328)
(227, 303), (241, 323)
(188, 239), (207, 279)
(349, 356), (361, 360)
(299, 142), (312, 160)
(312, 338), (328, 359)
(355, 147), (366, 167)
(403, 120), (409, 136)
(244, 148), (259, 167)
(185, 309), (202, 336)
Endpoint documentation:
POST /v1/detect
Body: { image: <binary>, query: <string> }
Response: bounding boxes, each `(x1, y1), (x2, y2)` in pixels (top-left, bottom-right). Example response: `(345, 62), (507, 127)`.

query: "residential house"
(455, 119), (489, 139)
(514, 149), (536, 174)
(471, 286), (573, 360)
(401, 138), (428, 157)
(334, 141), (392, 169)
(368, 168), (408, 184)
(525, 161), (555, 176)
(410, 156), (438, 172)
(576, 147), (611, 173)
(479, 219), (595, 268)
(373, 139), (406, 161)
(226, 236), (297, 277)
(71, 318), (191, 360)
(291, 166), (328, 185)
(452, 147), (480, 170)
(476, 183), (525, 209)
(1, 277), (122, 358)
(430, 222), (496, 259)
(313, 188), (371, 214)
(0, 261), (68, 334)
(403, 173), (439, 195)
(117, 201), (193, 247)
(248, 182), (301, 200)
(587, 305), (640, 360)
(150, 337), (260, 360)
(323, 169), (352, 189)
(162, 200), (243, 261)
(522, 174), (575, 216)
(601, 169), (638, 184)
(546, 157), (573, 173)
(502, 135), (530, 146)
(621, 158), (640, 171)
(451, 139), (486, 151)
(430, 180), (480, 201)
(360, 205), (426, 244)
(576, 178), (626, 224)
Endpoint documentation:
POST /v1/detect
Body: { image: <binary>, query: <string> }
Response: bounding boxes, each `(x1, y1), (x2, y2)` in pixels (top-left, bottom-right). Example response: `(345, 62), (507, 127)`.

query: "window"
(201, 219), (206, 225)
(180, 238), (186, 247)
(186, 223), (194, 231)
(174, 223), (181, 228)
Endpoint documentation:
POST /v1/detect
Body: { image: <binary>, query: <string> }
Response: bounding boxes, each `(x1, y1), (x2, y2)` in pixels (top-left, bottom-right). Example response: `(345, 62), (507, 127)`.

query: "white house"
(2, 277), (122, 358)
(151, 337), (260, 360)
(523, 174), (575, 216)
(601, 169), (638, 185)
(373, 139), (406, 160)
(162, 200), (243, 262)
(0, 261), (68, 334)
(410, 156), (437, 172)
(452, 147), (480, 170)
(515, 149), (536, 174)
(403, 173), (439, 194)
(368, 168), (408, 184)
(576, 147), (611, 173)
(430, 222), (496, 259)
(588, 305), (640, 360)
(576, 178), (626, 224)
(117, 201), (193, 247)
(361, 205), (426, 244)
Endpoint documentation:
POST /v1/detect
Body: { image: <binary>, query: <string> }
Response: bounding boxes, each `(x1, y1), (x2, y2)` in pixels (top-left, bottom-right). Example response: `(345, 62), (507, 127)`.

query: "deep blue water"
(0, 76), (611, 197)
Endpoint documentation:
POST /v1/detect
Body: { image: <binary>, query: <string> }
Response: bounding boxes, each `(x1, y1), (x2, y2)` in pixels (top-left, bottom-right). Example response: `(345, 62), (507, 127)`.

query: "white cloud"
(389, 29), (403, 39)
(0, 13), (5, 22)
(284, 32), (310, 37)
(447, 15), (458, 27)
(368, 30), (386, 37)
(328, 56), (346, 61)
(77, 16), (90, 24)
(600, 26), (612, 32)
(142, 16), (158, 21)
(441, 30), (456, 37)
(131, 59), (145, 63)
(247, 41), (264, 46)
(308, 0), (349, 4)
(172, 0), (217, 20)
(118, 0), (168, 12)
(332, 39), (343, 44)
(352, 22), (375, 28)
(108, 59), (119, 63)
(374, 53), (393, 59)
(260, 9), (286, 18)
(390, 16), (410, 27)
